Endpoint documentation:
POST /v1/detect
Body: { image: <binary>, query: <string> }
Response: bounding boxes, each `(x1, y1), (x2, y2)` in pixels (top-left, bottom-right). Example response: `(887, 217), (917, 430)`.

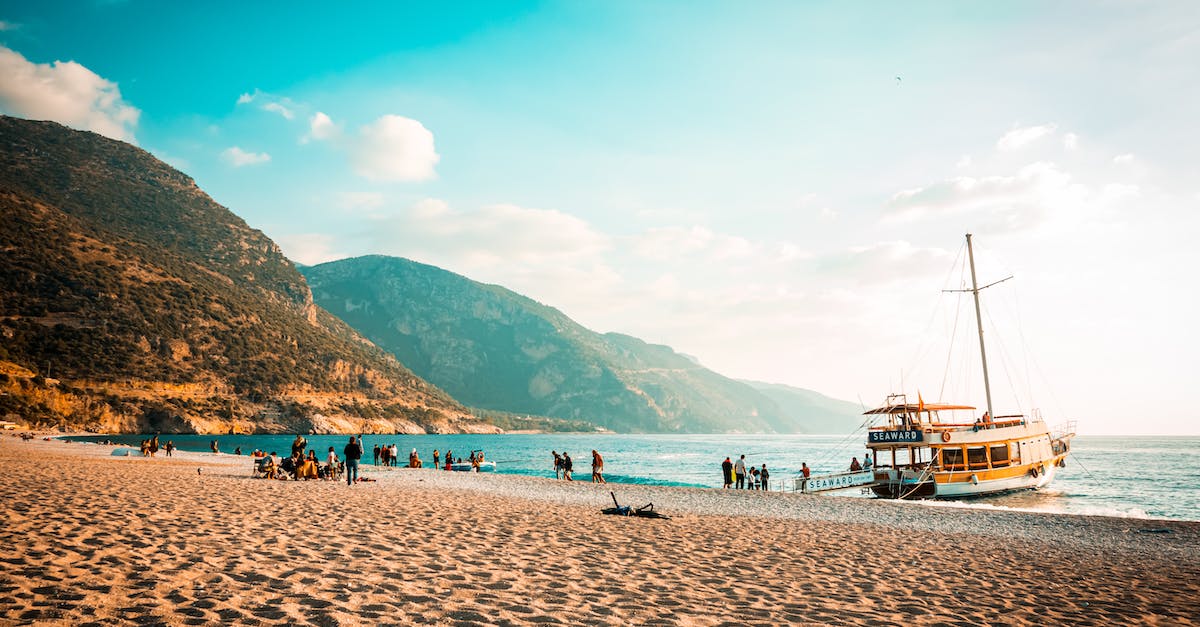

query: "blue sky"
(2, 1), (1198, 434)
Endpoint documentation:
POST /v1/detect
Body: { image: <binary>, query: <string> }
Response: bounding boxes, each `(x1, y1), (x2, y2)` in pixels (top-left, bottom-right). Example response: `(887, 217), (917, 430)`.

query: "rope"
(1069, 451), (1100, 482)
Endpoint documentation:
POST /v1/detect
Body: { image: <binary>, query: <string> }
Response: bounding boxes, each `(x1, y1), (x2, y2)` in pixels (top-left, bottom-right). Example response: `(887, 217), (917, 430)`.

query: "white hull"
(933, 464), (1057, 498)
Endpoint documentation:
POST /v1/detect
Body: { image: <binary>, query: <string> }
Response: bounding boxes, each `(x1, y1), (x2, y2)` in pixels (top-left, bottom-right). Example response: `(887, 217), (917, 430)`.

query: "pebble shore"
(2, 435), (1197, 626)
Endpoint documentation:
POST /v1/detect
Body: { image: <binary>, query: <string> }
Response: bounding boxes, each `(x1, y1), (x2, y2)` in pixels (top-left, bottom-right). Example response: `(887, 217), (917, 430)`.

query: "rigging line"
(904, 242), (967, 386)
(1069, 451), (1100, 482)
(939, 287), (965, 401)
(984, 306), (1026, 417)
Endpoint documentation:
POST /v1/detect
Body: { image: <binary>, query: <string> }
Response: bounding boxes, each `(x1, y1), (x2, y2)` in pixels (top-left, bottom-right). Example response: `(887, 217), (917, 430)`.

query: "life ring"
(1029, 466), (1039, 478)
(941, 431), (951, 442)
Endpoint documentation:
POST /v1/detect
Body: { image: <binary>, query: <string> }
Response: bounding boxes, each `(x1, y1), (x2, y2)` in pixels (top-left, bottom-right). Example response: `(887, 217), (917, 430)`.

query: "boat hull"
(449, 461), (496, 472)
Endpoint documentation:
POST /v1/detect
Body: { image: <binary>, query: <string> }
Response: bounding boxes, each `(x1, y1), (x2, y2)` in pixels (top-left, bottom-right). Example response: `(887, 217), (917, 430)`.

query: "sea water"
(65, 433), (1200, 522)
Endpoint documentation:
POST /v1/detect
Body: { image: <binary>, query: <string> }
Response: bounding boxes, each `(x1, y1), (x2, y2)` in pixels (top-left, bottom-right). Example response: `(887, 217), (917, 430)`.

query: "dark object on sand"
(601, 491), (670, 519)
(1137, 528), (1173, 534)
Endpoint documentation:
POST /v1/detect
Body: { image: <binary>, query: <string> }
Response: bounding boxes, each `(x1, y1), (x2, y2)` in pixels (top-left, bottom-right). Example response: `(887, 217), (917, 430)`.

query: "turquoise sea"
(65, 433), (1200, 522)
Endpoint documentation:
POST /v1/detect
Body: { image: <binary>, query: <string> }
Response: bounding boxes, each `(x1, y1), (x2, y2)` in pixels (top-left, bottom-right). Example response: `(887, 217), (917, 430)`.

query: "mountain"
(739, 380), (864, 434)
(303, 255), (842, 433)
(0, 115), (493, 435)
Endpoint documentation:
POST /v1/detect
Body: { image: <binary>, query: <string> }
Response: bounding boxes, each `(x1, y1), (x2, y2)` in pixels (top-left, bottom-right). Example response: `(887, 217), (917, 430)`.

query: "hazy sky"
(2, 2), (1197, 434)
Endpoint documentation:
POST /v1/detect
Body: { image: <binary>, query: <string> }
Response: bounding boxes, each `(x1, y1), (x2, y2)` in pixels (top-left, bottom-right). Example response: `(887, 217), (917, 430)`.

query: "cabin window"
(990, 444), (1010, 467)
(967, 446), (989, 469)
(941, 447), (965, 470)
(1011, 442), (1022, 465)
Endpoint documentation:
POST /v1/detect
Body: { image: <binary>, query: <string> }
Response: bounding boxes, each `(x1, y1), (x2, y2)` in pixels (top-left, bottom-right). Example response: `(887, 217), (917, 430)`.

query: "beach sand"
(1, 436), (1197, 626)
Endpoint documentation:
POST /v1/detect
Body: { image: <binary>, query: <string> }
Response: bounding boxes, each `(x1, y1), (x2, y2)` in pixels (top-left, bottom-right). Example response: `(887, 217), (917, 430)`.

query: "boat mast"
(965, 233), (995, 422)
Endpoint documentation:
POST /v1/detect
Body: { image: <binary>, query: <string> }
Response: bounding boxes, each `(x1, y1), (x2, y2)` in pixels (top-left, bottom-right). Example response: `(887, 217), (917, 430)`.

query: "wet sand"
(1, 435), (1197, 626)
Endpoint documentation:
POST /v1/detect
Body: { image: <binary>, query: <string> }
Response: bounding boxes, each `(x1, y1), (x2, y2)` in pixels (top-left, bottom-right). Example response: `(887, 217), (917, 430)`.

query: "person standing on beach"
(372, 444), (380, 466)
(433, 449), (440, 470)
(760, 464), (770, 491)
(734, 455), (747, 489)
(801, 462), (811, 479)
(562, 452), (573, 481)
(344, 436), (363, 485)
(210, 440), (219, 454)
(591, 450), (605, 484)
(721, 457), (733, 488)
(553, 451), (563, 479)
(164, 441), (174, 457)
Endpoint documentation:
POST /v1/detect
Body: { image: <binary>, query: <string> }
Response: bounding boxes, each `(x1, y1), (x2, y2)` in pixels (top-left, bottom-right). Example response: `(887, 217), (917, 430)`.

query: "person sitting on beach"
(295, 450), (319, 480)
(849, 457), (862, 472)
(263, 452), (281, 480)
(409, 448), (421, 468)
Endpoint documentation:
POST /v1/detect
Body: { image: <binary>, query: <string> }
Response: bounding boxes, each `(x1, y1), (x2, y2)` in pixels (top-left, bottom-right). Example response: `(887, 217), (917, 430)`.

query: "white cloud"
(1113, 153), (1135, 164)
(350, 115), (440, 182)
(365, 199), (608, 267)
(885, 161), (1080, 232)
(305, 111), (340, 143)
(631, 226), (755, 262)
(235, 89), (297, 120)
(956, 155), (973, 169)
(1063, 133), (1079, 151)
(275, 233), (346, 266)
(337, 191), (385, 211)
(221, 146), (271, 166)
(262, 102), (294, 120)
(996, 124), (1057, 151)
(0, 45), (139, 143)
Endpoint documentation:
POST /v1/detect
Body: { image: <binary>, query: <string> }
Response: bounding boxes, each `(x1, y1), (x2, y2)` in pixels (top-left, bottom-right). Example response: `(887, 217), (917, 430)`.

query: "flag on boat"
(918, 391), (925, 413)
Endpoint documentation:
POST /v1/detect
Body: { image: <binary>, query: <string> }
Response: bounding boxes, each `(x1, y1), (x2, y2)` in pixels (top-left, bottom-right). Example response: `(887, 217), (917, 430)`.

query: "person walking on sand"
(735, 454), (747, 489)
(553, 451), (563, 479)
(591, 450), (606, 484)
(562, 452), (573, 481)
(721, 457), (733, 488)
(344, 436), (363, 485)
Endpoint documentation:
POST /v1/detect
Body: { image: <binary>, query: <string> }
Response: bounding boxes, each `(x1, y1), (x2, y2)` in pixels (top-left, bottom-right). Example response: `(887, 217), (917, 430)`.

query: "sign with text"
(868, 429), (924, 444)
(799, 470), (876, 493)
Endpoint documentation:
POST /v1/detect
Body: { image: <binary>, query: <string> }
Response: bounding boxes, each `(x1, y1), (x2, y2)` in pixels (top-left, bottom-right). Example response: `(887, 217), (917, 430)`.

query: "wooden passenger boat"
(863, 234), (1074, 499)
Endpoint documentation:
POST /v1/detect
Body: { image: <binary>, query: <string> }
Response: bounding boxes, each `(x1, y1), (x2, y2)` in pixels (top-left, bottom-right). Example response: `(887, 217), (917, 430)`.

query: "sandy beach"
(1, 436), (1197, 626)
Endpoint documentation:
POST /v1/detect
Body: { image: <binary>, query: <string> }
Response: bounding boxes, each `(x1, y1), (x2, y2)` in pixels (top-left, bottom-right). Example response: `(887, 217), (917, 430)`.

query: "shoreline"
(2, 435), (1198, 625)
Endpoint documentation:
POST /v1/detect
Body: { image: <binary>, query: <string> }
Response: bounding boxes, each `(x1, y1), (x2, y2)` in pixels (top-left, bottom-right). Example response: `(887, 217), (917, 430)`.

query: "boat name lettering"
(801, 471), (875, 493)
(869, 429), (924, 443)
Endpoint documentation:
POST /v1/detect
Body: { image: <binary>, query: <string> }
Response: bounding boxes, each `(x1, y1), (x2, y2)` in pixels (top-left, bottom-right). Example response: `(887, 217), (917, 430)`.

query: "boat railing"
(1051, 420), (1077, 442)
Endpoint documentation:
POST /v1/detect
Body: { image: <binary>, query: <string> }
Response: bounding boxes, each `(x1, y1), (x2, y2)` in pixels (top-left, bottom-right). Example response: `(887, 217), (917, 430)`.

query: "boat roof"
(863, 403), (976, 415)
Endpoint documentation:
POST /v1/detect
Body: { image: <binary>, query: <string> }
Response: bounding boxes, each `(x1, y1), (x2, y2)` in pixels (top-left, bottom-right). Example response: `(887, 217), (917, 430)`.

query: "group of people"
(371, 443), (428, 468)
(720, 454), (771, 490)
(849, 453), (873, 472)
(138, 435), (174, 457)
(549, 450), (605, 483)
